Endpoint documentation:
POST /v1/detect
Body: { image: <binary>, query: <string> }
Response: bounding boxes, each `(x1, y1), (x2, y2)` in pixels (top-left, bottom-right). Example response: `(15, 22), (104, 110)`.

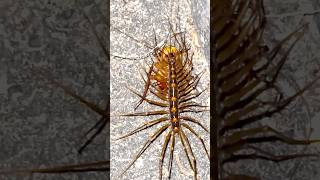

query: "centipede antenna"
(112, 25), (153, 49)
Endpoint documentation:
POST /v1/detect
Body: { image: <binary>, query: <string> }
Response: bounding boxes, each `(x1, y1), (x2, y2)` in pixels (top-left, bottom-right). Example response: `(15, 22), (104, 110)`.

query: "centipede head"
(158, 45), (179, 63)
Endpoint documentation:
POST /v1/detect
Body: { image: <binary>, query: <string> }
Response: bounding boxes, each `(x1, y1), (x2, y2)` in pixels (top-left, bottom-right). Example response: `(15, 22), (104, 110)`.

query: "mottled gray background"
(226, 0), (320, 179)
(0, 0), (108, 180)
(2, 0), (320, 180)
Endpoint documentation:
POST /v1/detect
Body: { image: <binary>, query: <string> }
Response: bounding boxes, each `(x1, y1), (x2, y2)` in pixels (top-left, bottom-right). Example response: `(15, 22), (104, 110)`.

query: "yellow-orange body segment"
(152, 45), (183, 92)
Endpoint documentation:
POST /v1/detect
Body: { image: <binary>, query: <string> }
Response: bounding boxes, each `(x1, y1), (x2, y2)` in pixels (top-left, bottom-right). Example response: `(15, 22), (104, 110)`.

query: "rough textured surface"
(225, 0), (320, 179)
(0, 0), (108, 180)
(110, 0), (210, 179)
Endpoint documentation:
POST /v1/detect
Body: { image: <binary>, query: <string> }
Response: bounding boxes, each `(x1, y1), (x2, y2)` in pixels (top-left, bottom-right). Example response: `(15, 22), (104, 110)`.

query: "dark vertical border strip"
(106, 0), (111, 173)
(78, 0), (110, 174)
(210, 0), (218, 180)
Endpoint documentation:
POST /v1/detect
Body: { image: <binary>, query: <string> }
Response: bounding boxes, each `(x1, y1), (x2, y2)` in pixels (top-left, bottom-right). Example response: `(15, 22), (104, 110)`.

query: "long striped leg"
(179, 87), (208, 104)
(178, 130), (195, 174)
(223, 153), (318, 164)
(181, 123), (210, 159)
(32, 69), (107, 116)
(246, 145), (318, 163)
(0, 161), (109, 175)
(179, 102), (208, 110)
(78, 116), (108, 154)
(119, 124), (170, 178)
(115, 117), (168, 140)
(180, 129), (198, 180)
(220, 75), (320, 135)
(159, 130), (172, 180)
(126, 86), (168, 107)
(31, 69), (109, 153)
(168, 132), (176, 179)
(178, 72), (205, 100)
(220, 125), (320, 153)
(180, 116), (209, 133)
(181, 109), (210, 114)
(120, 110), (168, 117)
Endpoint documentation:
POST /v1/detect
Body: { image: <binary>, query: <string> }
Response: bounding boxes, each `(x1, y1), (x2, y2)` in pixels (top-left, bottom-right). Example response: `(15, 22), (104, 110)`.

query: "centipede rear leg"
(119, 124), (170, 178)
(159, 129), (172, 180)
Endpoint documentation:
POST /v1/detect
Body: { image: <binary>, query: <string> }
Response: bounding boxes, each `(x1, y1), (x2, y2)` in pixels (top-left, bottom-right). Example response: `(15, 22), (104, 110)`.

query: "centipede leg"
(78, 117), (108, 154)
(0, 161), (110, 175)
(56, 84), (105, 115)
(246, 145), (275, 157)
(135, 64), (154, 110)
(32, 69), (107, 116)
(179, 73), (205, 98)
(82, 117), (104, 137)
(139, 69), (147, 84)
(179, 87), (208, 104)
(112, 26), (153, 50)
(168, 132), (176, 179)
(159, 130), (172, 180)
(126, 86), (168, 107)
(120, 110), (168, 117)
(150, 89), (169, 102)
(223, 153), (317, 164)
(220, 76), (320, 134)
(180, 116), (209, 133)
(168, 21), (182, 49)
(181, 123), (210, 159)
(247, 145), (317, 161)
(32, 161), (110, 173)
(177, 55), (192, 76)
(178, 130), (195, 174)
(181, 109), (210, 114)
(115, 117), (168, 140)
(222, 125), (320, 149)
(181, 129), (198, 180)
(120, 124), (169, 178)
(179, 102), (208, 110)
(77, 116), (105, 153)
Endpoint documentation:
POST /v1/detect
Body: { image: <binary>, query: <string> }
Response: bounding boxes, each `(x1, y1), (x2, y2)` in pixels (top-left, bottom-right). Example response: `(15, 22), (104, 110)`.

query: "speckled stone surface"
(0, 0), (108, 180)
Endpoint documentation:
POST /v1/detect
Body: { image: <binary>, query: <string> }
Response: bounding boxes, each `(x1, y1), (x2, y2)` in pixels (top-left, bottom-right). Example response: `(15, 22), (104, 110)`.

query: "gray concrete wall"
(0, 0), (108, 180)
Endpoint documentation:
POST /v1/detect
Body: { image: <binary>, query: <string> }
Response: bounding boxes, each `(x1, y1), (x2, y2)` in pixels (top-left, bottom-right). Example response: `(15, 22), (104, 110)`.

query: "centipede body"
(110, 0), (210, 179)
